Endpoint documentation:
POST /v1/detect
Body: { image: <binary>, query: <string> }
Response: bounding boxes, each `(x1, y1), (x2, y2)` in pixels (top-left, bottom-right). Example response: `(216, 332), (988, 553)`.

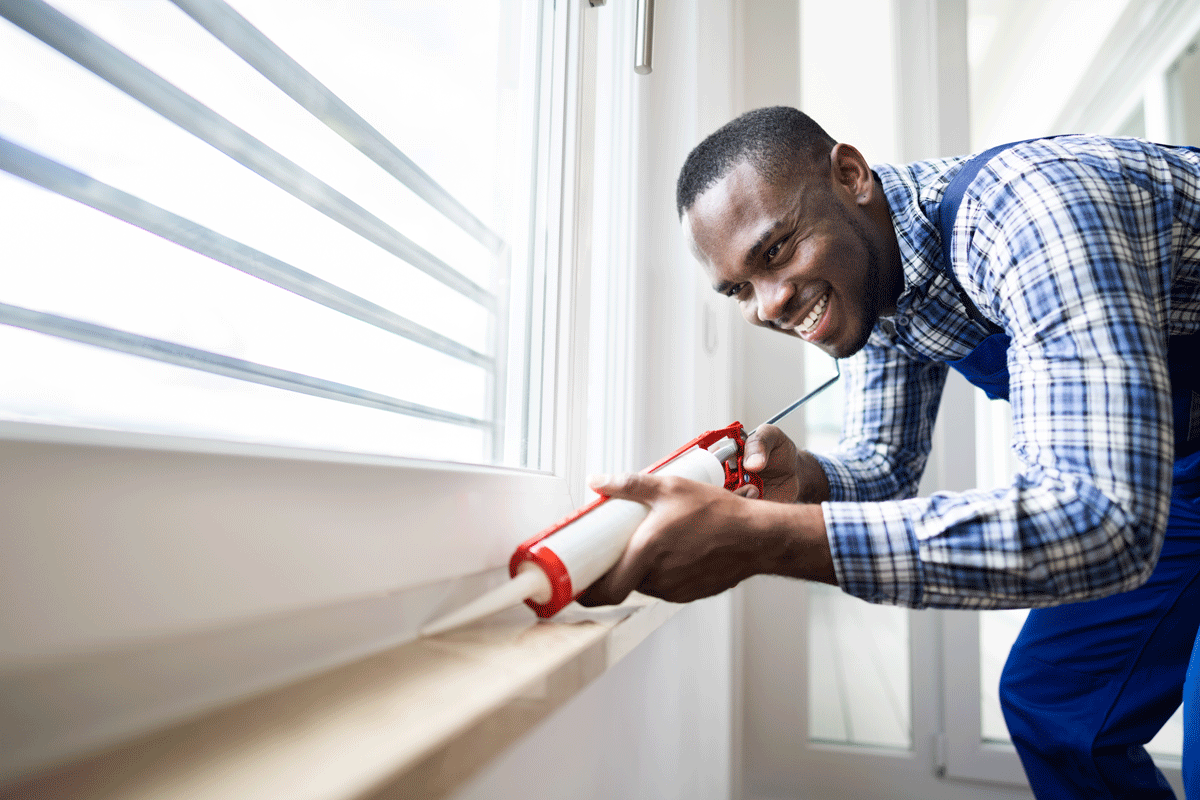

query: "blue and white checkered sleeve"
(809, 337), (949, 604)
(813, 336), (949, 503)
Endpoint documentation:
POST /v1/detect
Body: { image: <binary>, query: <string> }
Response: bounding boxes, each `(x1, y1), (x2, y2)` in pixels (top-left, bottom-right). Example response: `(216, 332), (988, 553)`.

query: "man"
(578, 106), (1200, 798)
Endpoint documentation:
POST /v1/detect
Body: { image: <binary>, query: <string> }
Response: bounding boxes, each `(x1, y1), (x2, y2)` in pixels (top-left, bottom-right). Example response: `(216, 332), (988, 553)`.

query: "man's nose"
(756, 280), (793, 325)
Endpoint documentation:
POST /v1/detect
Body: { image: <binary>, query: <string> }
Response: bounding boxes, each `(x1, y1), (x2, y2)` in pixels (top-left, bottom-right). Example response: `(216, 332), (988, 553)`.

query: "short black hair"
(675, 106), (836, 218)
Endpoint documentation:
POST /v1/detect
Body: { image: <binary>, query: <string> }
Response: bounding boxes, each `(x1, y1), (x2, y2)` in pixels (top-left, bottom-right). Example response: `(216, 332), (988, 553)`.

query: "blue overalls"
(935, 142), (1200, 799)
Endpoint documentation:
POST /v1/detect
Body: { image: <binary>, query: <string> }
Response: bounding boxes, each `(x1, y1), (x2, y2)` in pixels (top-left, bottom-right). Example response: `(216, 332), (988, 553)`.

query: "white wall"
(448, 2), (743, 798)
(968, 0), (1129, 147)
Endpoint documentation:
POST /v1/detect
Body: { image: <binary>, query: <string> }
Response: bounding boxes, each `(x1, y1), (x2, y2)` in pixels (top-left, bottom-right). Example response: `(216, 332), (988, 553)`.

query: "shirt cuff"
(811, 453), (859, 501)
(824, 499), (925, 607)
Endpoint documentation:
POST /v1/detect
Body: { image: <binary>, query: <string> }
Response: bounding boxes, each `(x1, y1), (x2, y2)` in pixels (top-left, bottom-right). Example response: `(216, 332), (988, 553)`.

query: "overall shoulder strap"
(935, 140), (1033, 335)
(937, 137), (1193, 333)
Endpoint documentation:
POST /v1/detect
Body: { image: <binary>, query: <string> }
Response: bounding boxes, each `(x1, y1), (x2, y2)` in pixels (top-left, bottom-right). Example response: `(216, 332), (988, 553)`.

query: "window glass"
(0, 0), (540, 465)
(809, 582), (911, 749)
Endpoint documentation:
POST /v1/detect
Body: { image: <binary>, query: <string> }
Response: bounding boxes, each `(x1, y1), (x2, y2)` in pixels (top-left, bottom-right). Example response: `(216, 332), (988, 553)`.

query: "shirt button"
(896, 315), (910, 326)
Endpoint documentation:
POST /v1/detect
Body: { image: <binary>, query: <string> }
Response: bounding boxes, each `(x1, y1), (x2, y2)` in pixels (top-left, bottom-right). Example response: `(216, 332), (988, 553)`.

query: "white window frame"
(0, 0), (617, 783)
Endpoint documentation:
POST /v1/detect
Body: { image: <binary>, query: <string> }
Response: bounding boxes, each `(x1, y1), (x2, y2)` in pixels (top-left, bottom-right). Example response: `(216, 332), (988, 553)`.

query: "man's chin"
(817, 323), (874, 360)
(757, 316), (870, 358)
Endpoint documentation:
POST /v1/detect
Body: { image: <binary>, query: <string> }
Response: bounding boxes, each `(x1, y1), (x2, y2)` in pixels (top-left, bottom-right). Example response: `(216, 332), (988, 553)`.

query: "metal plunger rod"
(762, 361), (841, 426)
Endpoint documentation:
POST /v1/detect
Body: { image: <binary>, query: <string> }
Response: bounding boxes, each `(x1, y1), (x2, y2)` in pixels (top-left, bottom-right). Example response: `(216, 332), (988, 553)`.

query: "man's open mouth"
(796, 291), (829, 336)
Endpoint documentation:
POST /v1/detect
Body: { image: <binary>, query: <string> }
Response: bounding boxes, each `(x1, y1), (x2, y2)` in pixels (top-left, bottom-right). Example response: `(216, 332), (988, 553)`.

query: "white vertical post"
(895, 0), (977, 501)
(894, 0), (1000, 786)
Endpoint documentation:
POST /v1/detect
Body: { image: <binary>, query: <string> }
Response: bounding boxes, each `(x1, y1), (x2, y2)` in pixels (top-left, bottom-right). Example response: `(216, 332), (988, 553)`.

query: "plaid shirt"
(816, 136), (1200, 609)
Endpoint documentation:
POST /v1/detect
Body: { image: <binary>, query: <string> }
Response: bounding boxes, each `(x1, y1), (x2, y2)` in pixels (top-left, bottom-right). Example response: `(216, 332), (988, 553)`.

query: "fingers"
(586, 471), (662, 503)
(576, 472), (757, 607)
(577, 472), (664, 606)
(575, 541), (651, 607)
(742, 423), (788, 471)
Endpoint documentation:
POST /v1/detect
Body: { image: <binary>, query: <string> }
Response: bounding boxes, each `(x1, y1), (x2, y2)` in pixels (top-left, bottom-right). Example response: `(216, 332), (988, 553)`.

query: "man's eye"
(765, 236), (790, 263)
(726, 283), (747, 298)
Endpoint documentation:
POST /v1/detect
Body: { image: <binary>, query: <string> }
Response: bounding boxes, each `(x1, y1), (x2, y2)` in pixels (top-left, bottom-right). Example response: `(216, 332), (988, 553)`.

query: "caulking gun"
(420, 362), (840, 636)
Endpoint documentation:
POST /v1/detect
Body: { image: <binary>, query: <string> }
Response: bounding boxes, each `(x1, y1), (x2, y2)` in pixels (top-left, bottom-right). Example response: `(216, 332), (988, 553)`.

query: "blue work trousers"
(1000, 452), (1200, 798)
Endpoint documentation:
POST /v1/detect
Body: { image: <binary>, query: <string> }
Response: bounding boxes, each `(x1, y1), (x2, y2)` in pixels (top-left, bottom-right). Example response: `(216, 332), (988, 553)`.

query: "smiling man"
(579, 106), (1200, 798)
(683, 134), (899, 359)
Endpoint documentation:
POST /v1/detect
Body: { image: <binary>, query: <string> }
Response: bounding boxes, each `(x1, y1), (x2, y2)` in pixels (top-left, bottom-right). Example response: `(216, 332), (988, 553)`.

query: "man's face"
(683, 158), (896, 360)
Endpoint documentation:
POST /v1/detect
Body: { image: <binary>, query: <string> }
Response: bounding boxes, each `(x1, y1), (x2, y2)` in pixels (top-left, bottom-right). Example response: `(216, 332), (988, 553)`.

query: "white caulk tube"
(421, 442), (734, 636)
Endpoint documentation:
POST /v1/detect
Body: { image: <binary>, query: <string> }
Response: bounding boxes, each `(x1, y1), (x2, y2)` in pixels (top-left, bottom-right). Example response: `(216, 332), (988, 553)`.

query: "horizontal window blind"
(0, 0), (541, 464)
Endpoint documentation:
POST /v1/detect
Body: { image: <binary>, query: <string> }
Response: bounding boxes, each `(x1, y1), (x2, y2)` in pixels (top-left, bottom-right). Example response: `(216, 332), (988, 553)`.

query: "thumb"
(742, 423), (785, 471)
(586, 471), (663, 503)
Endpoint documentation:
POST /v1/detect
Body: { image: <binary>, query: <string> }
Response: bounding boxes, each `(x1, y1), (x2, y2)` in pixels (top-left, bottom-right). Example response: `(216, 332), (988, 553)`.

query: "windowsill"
(1, 595), (681, 800)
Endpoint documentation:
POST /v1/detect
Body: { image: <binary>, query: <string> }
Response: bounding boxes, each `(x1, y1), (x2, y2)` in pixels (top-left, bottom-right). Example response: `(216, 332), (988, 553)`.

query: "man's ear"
(830, 143), (873, 206)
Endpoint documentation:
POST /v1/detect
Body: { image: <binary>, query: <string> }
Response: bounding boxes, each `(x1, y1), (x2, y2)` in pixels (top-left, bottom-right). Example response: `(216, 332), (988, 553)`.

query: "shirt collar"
(873, 156), (969, 319)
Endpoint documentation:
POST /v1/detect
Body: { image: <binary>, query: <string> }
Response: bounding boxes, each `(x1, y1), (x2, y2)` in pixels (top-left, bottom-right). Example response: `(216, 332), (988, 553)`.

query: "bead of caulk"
(419, 566), (552, 637)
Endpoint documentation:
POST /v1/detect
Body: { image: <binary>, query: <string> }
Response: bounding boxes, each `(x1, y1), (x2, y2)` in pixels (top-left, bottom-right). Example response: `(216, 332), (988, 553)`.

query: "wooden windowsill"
(1, 596), (680, 800)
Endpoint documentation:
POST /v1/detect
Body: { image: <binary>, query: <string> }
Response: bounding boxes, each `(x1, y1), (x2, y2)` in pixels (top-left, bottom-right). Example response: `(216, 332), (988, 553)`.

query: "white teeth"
(797, 292), (829, 335)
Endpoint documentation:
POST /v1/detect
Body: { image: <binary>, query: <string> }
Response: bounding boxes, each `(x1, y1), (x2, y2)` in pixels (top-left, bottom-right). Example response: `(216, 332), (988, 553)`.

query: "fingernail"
(744, 453), (764, 469)
(587, 474), (610, 489)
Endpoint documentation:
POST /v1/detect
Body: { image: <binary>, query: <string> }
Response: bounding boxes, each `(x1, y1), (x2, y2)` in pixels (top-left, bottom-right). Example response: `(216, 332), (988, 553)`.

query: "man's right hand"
(742, 424), (831, 505)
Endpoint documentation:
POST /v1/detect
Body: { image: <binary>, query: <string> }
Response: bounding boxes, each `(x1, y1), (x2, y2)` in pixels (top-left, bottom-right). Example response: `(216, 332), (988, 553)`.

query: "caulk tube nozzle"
(420, 566), (551, 636)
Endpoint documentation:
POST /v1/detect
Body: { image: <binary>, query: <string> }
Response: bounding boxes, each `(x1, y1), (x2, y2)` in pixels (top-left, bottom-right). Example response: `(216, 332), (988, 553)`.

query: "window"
(0, 0), (618, 782)
(0, 0), (545, 466)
